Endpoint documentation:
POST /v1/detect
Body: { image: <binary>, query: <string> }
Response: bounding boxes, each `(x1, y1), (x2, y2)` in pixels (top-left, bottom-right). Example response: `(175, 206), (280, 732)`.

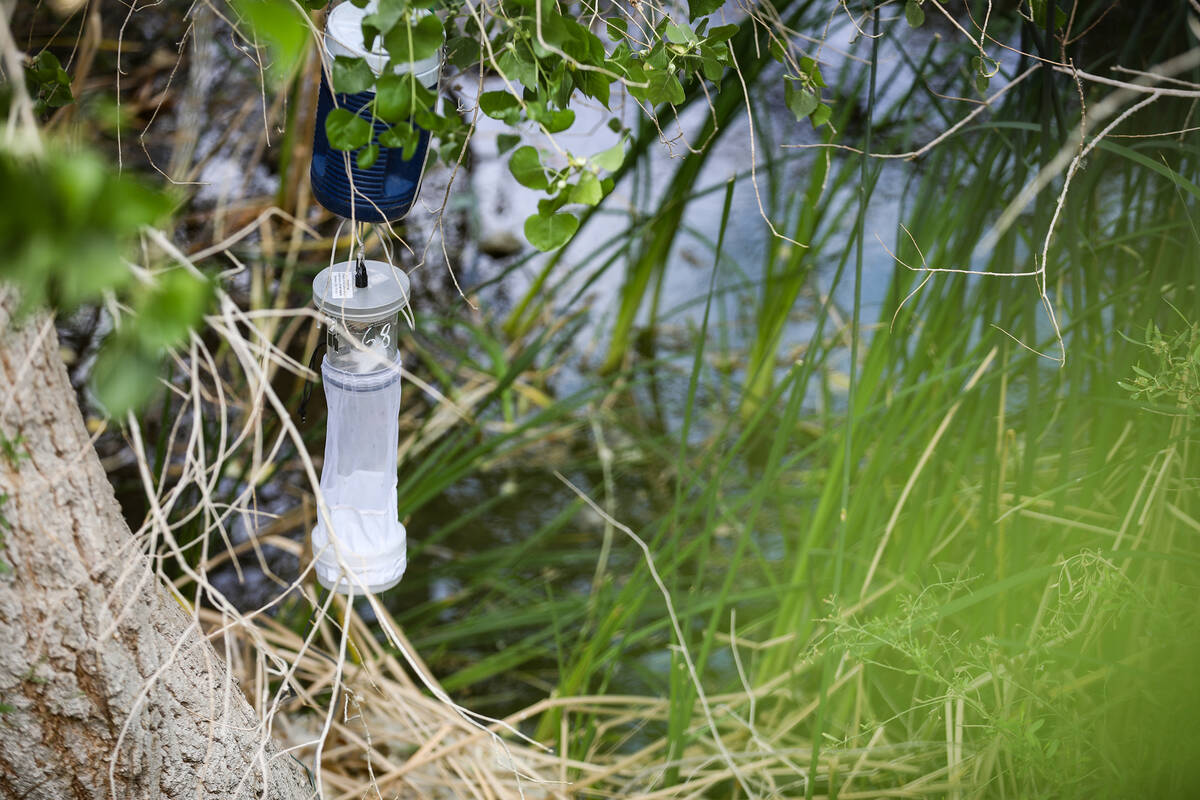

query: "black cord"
(298, 340), (326, 424)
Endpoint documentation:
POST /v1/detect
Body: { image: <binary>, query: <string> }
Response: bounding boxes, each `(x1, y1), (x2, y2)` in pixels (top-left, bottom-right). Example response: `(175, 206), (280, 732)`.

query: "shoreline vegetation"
(4, 0), (1200, 797)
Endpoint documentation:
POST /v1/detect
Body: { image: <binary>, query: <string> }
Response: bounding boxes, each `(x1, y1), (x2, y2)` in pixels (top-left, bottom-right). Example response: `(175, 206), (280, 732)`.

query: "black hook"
(298, 339), (326, 425)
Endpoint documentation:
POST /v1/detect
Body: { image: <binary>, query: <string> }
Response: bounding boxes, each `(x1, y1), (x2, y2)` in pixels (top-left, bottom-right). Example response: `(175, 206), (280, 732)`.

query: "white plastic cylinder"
(311, 354), (406, 593)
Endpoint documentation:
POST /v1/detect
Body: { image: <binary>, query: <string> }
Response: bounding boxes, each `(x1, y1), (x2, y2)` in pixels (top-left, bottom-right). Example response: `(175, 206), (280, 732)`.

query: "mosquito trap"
(310, 0), (442, 222)
(310, 257), (412, 593)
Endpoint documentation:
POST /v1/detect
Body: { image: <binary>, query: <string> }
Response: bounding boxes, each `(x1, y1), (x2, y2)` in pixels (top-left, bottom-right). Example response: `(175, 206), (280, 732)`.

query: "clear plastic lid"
(314, 260), (409, 373)
(312, 259), (410, 324)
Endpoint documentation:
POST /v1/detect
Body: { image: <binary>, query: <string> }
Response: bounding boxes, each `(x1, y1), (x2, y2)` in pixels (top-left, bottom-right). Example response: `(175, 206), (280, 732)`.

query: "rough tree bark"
(0, 302), (312, 800)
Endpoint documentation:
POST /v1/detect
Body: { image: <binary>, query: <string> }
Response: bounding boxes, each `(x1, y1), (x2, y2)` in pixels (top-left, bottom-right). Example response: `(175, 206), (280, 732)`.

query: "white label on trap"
(329, 270), (354, 300)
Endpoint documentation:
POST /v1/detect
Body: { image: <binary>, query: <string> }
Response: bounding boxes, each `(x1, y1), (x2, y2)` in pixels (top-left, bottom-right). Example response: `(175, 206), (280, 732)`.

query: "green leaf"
(811, 103), (832, 127)
(537, 195), (568, 216)
(769, 38), (787, 63)
(230, 0), (309, 84)
(56, 245), (133, 311)
(509, 146), (549, 190)
(375, 73), (432, 121)
(524, 211), (579, 251)
(363, 0), (410, 49)
(569, 172), (603, 206)
(479, 90), (522, 124)
(905, 0), (925, 28)
(665, 22), (699, 46)
(700, 53), (724, 82)
(529, 104), (575, 133)
(800, 56), (826, 88)
(134, 270), (212, 351)
(1029, 0), (1067, 29)
(28, 51), (73, 109)
(444, 32), (480, 70)
(325, 107), (372, 150)
(380, 123), (419, 159)
(605, 16), (628, 37)
(497, 133), (521, 154)
(357, 143), (380, 169)
(785, 81), (818, 121)
(646, 69), (685, 105)
(706, 23), (738, 42)
(688, 0), (724, 21)
(383, 12), (445, 65)
(592, 139), (626, 171)
(92, 337), (162, 417)
(576, 69), (611, 108)
(497, 47), (538, 88)
(332, 56), (375, 94)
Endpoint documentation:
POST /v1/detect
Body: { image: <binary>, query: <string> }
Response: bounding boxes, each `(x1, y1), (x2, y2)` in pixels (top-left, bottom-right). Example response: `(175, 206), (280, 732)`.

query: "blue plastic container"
(310, 1), (441, 223)
(310, 75), (432, 223)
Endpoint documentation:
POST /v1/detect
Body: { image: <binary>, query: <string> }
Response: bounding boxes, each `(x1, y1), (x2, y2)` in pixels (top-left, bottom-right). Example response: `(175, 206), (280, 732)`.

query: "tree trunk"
(0, 303), (312, 800)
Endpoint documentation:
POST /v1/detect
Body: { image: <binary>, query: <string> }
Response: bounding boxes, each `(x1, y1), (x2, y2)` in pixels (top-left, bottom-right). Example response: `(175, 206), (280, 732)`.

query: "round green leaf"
(905, 0), (925, 28)
(357, 143), (380, 169)
(332, 56), (375, 95)
(509, 146), (550, 191)
(524, 211), (579, 252)
(785, 81), (818, 121)
(384, 13), (445, 65)
(375, 73), (415, 121)
(592, 139), (626, 172)
(479, 91), (522, 124)
(569, 173), (603, 206)
(230, 0), (309, 85)
(92, 337), (161, 417)
(379, 123), (419, 159)
(646, 70), (685, 105)
(134, 270), (212, 351)
(325, 107), (372, 150)
(496, 133), (521, 154)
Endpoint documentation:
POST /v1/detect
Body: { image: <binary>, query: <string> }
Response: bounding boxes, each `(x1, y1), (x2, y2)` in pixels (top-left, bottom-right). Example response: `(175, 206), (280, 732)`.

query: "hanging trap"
(310, 251), (413, 594)
(304, 0), (443, 594)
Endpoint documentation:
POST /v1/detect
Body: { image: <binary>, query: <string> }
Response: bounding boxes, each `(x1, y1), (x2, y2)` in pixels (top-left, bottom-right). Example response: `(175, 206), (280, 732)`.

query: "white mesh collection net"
(312, 353), (406, 593)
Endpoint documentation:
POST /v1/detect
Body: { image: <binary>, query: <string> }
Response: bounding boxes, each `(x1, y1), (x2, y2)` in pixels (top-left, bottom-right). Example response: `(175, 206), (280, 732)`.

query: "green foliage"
(971, 53), (999, 95)
(784, 55), (831, 125)
(0, 150), (168, 314)
(374, 73), (434, 122)
(524, 210), (578, 251)
(382, 12), (444, 64)
(90, 268), (212, 417)
(508, 145), (549, 190)
(24, 52), (73, 115)
(311, 0), (822, 254)
(904, 0), (925, 28)
(324, 107), (372, 150)
(230, 0), (310, 85)
(1025, 0), (1068, 30)
(0, 148), (209, 416)
(1119, 319), (1200, 412)
(332, 56), (375, 94)
(131, 270), (213, 352)
(357, 142), (380, 169)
